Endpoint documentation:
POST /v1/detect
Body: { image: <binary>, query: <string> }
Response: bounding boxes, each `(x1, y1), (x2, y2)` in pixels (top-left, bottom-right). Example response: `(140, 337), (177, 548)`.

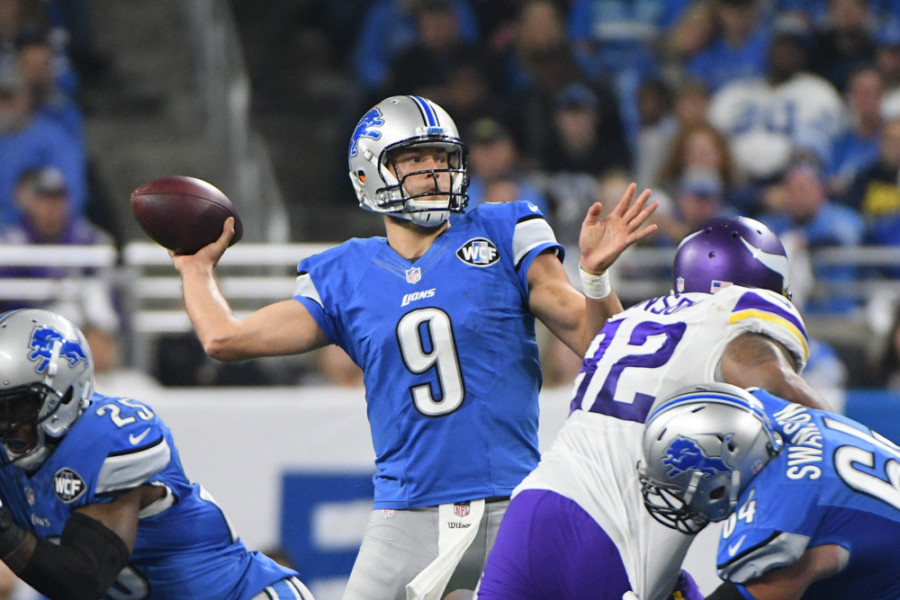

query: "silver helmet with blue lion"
(348, 95), (468, 227)
(0, 309), (93, 472)
(638, 382), (783, 534)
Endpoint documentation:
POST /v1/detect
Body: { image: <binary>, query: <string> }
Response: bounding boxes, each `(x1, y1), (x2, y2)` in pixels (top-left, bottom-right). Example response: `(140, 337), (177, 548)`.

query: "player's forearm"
(0, 506), (30, 572)
(582, 292), (622, 351)
(22, 513), (129, 600)
(178, 263), (243, 359)
(0, 508), (128, 600)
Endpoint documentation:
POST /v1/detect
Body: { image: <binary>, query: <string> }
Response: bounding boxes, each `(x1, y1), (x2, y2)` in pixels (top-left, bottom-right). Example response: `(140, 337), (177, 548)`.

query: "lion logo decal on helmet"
(662, 435), (734, 479)
(349, 107), (384, 158)
(28, 326), (88, 373)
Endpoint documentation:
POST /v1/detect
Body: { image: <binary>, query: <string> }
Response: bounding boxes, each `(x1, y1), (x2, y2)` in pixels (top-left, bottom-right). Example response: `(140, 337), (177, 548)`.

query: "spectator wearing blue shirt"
(352, 0), (480, 95)
(759, 162), (864, 314)
(463, 116), (550, 215)
(0, 62), (86, 227)
(827, 64), (883, 199)
(17, 32), (84, 145)
(686, 0), (772, 93)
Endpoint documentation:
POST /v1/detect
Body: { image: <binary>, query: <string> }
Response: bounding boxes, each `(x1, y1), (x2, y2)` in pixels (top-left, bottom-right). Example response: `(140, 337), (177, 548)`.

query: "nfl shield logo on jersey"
(456, 238), (500, 267)
(53, 468), (87, 503)
(406, 267), (422, 284)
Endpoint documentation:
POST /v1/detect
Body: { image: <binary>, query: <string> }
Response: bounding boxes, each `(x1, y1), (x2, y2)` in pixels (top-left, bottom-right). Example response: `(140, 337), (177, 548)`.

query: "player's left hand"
(578, 183), (657, 275)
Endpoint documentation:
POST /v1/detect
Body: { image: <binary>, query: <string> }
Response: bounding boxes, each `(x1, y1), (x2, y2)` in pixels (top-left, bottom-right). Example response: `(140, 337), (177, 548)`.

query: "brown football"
(130, 176), (243, 255)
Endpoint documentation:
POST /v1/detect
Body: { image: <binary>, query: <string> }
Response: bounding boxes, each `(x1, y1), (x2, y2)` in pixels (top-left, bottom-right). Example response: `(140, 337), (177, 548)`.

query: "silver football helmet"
(348, 95), (468, 227)
(638, 383), (783, 534)
(0, 309), (94, 472)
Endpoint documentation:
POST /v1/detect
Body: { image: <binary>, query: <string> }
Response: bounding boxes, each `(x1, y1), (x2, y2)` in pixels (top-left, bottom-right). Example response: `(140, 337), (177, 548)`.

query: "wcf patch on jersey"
(54, 467), (87, 503)
(456, 238), (499, 267)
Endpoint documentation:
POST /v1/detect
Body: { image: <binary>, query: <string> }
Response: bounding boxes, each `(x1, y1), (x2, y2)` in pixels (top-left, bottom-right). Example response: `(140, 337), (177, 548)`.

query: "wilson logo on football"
(456, 238), (499, 267)
(53, 468), (87, 503)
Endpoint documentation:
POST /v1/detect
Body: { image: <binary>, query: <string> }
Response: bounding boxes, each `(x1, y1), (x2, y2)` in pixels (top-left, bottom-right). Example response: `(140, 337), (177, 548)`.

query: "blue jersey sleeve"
(469, 201), (564, 289)
(293, 237), (385, 359)
(64, 395), (172, 506)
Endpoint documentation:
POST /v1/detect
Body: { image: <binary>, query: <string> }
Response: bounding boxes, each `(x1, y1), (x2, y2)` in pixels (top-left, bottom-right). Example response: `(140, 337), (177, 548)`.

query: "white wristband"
(579, 264), (612, 300)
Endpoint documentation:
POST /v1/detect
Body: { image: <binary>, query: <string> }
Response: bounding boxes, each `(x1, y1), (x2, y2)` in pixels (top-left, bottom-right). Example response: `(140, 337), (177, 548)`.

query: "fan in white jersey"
(708, 27), (843, 182)
(474, 216), (831, 600)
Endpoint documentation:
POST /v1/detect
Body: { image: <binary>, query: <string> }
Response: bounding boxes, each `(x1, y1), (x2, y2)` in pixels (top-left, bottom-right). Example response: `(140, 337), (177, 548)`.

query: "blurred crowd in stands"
(323, 0), (900, 401)
(2, 0), (900, 398)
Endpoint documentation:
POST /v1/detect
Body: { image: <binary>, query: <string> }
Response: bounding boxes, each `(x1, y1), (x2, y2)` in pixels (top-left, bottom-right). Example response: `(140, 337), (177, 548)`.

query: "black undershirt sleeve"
(19, 512), (130, 600)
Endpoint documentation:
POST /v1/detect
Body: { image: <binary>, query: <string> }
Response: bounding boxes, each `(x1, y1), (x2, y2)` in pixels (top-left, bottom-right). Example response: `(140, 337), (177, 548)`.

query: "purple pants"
(476, 488), (632, 600)
(476, 489), (704, 600)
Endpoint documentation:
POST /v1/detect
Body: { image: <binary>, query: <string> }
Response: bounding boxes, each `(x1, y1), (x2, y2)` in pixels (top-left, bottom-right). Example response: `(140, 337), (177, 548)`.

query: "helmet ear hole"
(709, 486), (726, 500)
(60, 387), (74, 406)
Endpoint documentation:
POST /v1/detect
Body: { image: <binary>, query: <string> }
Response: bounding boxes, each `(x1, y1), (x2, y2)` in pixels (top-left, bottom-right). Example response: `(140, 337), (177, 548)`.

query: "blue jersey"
(718, 390), (900, 600)
(293, 202), (563, 508)
(0, 394), (296, 600)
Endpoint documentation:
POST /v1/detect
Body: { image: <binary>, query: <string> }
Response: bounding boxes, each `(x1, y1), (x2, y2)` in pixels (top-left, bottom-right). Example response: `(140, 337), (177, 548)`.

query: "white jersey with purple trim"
(515, 285), (808, 600)
(293, 201), (563, 509)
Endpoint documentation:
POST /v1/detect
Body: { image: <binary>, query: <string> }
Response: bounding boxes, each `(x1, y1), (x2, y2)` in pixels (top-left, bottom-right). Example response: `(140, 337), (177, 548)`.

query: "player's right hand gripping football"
(578, 183), (657, 276)
(170, 216), (237, 272)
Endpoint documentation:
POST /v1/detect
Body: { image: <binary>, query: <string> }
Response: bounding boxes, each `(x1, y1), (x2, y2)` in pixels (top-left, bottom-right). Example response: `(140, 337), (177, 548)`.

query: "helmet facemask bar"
(639, 466), (710, 535)
(374, 139), (469, 226)
(0, 383), (69, 468)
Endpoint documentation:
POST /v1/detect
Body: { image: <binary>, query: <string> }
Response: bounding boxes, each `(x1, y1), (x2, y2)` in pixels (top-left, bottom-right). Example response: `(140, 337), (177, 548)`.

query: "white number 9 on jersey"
(397, 307), (465, 416)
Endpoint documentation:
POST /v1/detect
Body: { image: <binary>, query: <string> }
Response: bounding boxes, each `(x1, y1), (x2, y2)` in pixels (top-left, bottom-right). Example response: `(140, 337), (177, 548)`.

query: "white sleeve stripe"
(97, 438), (172, 494)
(293, 273), (323, 307)
(718, 531), (809, 582)
(513, 217), (559, 267)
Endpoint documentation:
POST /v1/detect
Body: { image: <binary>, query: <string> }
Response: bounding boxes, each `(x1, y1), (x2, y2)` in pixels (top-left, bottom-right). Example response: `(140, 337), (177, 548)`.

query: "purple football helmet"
(673, 216), (791, 297)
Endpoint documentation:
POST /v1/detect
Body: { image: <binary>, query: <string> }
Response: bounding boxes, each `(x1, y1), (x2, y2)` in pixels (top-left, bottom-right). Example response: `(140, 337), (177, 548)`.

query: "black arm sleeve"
(706, 581), (746, 600)
(19, 512), (130, 600)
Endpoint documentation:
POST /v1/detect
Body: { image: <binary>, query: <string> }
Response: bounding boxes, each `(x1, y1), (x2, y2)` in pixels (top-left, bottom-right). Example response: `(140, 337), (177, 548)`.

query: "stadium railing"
(1, 243), (898, 374)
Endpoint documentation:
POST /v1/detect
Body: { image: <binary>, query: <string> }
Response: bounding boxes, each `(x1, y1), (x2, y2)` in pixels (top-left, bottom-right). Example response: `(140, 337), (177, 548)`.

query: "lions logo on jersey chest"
(54, 467), (87, 503)
(456, 238), (500, 267)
